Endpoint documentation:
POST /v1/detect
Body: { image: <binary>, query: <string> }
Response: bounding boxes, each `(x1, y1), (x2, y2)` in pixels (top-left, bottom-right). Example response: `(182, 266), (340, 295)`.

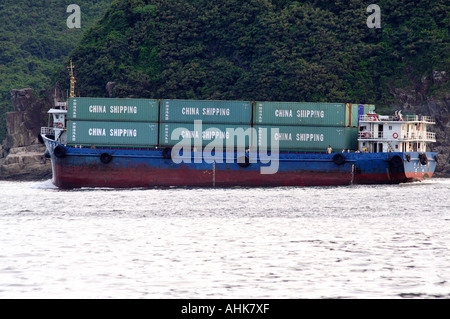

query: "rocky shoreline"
(0, 144), (52, 181)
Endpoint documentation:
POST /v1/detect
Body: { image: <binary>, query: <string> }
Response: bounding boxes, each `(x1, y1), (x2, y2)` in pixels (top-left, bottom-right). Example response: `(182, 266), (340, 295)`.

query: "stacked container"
(253, 102), (374, 152)
(254, 102), (347, 126)
(159, 100), (253, 150)
(256, 126), (359, 152)
(65, 97), (375, 152)
(67, 97), (159, 147)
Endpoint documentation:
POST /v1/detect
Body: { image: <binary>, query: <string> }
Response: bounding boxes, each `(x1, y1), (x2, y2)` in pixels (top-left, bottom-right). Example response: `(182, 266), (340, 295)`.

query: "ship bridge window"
(360, 126), (366, 131)
(389, 126), (392, 130)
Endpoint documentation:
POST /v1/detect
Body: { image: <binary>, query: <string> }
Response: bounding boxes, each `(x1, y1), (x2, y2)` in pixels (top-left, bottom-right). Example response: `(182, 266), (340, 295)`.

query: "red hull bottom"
(53, 164), (355, 189)
(52, 164), (433, 189)
(355, 172), (434, 184)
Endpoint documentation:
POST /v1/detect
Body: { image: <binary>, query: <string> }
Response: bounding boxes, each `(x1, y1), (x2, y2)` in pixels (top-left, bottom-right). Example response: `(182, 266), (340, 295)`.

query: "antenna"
(68, 59), (76, 98)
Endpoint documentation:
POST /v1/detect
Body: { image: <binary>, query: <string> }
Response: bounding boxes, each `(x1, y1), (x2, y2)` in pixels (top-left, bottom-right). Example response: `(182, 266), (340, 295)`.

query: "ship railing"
(55, 101), (67, 110)
(358, 132), (378, 139)
(359, 114), (435, 123)
(358, 131), (388, 139)
(401, 132), (436, 141)
(419, 115), (434, 123)
(358, 131), (436, 142)
(427, 132), (437, 141)
(41, 127), (55, 136)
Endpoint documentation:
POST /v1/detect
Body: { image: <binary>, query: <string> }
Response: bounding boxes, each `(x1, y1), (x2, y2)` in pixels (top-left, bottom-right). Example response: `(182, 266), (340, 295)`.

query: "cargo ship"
(40, 63), (438, 189)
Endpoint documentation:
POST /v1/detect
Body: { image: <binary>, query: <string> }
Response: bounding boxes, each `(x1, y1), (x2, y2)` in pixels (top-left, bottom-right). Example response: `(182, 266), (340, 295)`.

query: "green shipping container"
(67, 121), (158, 147)
(253, 102), (347, 126)
(255, 125), (359, 152)
(345, 104), (360, 127)
(160, 122), (252, 149)
(347, 104), (376, 126)
(363, 104), (376, 115)
(68, 97), (159, 122)
(160, 99), (252, 124)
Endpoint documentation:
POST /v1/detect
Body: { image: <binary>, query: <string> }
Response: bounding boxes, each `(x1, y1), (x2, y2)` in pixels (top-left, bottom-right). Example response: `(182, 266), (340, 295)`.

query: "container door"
(358, 105), (365, 126)
(351, 104), (359, 127)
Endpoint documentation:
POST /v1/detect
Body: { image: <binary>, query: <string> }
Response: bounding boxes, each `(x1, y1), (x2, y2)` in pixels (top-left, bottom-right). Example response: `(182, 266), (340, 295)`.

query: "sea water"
(0, 179), (449, 299)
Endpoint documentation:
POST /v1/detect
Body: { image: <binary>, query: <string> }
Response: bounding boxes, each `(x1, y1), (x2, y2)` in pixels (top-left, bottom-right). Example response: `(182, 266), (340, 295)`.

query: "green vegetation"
(64, 0), (448, 104)
(0, 0), (111, 141)
(1, 0), (448, 141)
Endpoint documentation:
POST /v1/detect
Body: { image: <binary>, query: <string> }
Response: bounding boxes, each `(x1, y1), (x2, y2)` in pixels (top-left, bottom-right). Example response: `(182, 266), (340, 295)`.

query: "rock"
(10, 88), (36, 112)
(106, 81), (117, 97)
(0, 88), (54, 180)
(5, 88), (49, 149)
(9, 144), (47, 154)
(432, 70), (447, 85)
(5, 111), (37, 147)
(0, 145), (7, 159)
(0, 144), (51, 180)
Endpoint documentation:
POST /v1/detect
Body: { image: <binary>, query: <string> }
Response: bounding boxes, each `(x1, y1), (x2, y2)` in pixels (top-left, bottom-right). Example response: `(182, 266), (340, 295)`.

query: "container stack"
(67, 97), (159, 147)
(65, 97), (375, 153)
(159, 100), (253, 150)
(253, 102), (374, 152)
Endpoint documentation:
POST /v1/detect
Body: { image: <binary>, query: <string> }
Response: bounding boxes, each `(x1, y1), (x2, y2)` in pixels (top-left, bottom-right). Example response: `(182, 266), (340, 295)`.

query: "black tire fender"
(53, 146), (66, 158)
(419, 153), (428, 165)
(332, 153), (345, 165)
(162, 147), (172, 159)
(100, 153), (113, 164)
(390, 155), (403, 168)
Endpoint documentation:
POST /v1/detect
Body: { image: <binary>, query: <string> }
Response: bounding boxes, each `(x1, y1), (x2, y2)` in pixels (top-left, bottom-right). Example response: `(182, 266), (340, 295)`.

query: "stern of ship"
(356, 112), (438, 184)
(402, 151), (438, 182)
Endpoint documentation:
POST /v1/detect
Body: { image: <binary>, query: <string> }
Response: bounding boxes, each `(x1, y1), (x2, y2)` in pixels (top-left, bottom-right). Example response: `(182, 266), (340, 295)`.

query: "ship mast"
(67, 59), (76, 98)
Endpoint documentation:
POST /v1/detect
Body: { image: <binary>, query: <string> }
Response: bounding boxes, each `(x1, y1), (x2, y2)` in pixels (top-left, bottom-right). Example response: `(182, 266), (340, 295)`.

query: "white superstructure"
(358, 111), (436, 153)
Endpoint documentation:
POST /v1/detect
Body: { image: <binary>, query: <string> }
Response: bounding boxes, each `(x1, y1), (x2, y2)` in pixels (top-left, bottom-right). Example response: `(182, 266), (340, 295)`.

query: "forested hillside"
(61, 0), (448, 110)
(0, 0), (111, 141)
(1, 0), (448, 143)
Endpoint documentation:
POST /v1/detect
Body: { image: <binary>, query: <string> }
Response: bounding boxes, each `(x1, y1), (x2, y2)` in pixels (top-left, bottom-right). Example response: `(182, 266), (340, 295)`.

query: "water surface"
(0, 179), (449, 298)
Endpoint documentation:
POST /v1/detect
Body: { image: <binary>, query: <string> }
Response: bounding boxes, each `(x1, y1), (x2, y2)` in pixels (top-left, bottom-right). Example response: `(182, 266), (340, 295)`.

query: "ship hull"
(43, 136), (437, 189)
